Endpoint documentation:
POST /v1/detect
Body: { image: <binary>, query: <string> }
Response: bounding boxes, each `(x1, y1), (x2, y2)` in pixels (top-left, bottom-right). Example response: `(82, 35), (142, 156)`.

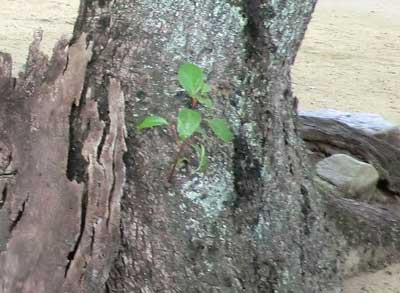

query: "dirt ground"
(293, 0), (400, 125)
(1, 0), (400, 292)
(0, 0), (78, 73)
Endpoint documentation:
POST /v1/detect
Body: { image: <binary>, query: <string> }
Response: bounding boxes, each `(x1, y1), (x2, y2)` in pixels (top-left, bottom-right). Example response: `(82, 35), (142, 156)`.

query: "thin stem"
(167, 139), (189, 183)
(169, 124), (179, 145)
(191, 97), (197, 108)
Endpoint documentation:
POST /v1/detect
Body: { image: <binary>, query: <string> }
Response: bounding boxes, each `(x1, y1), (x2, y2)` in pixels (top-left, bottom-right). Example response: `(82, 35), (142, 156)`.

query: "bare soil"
(1, 0), (399, 291)
(0, 0), (78, 73)
(293, 0), (400, 125)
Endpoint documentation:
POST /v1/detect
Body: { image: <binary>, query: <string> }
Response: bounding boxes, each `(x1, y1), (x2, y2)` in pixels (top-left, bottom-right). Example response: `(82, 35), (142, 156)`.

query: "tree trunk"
(2, 1), (397, 292)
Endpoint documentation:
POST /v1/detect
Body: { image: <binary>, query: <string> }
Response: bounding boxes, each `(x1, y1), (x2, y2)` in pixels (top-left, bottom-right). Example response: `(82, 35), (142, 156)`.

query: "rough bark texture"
(2, 0), (399, 293)
(70, 1), (340, 292)
(0, 32), (126, 292)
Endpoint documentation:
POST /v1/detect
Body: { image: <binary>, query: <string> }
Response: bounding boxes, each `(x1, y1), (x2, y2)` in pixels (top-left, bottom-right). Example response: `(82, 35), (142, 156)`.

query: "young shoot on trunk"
(137, 62), (233, 182)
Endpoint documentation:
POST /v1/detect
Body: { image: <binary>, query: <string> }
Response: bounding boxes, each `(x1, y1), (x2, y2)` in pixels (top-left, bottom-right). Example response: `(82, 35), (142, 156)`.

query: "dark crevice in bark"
(106, 146), (117, 228)
(8, 194), (29, 233)
(298, 184), (313, 286)
(96, 128), (107, 165)
(71, 0), (89, 41)
(0, 185), (7, 209)
(232, 135), (262, 210)
(300, 184), (312, 236)
(64, 185), (89, 277)
(95, 79), (111, 164)
(66, 86), (89, 182)
(104, 282), (111, 293)
(62, 54), (70, 75)
(0, 170), (17, 177)
(89, 225), (95, 256)
(242, 0), (269, 61)
(11, 77), (17, 90)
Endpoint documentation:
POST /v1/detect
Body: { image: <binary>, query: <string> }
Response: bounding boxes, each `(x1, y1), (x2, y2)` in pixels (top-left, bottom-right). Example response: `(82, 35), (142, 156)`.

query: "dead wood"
(0, 32), (126, 292)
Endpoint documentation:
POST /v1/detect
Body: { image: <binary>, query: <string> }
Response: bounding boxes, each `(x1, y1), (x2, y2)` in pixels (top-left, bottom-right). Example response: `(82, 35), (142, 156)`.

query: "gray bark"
(2, 1), (398, 292)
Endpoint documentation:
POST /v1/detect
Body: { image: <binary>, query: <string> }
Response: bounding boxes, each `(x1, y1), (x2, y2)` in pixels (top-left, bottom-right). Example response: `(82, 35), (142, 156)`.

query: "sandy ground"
(1, 0), (400, 292)
(0, 0), (78, 73)
(293, 0), (400, 125)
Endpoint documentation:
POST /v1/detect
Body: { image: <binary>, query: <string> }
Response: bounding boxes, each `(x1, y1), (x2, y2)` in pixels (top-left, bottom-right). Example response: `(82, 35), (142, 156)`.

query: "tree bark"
(2, 1), (398, 292)
(0, 31), (126, 292)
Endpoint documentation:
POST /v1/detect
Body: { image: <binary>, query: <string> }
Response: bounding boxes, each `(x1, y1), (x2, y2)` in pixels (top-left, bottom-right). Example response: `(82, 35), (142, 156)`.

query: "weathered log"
(299, 115), (400, 195)
(320, 181), (400, 276)
(297, 115), (400, 275)
(0, 32), (126, 292)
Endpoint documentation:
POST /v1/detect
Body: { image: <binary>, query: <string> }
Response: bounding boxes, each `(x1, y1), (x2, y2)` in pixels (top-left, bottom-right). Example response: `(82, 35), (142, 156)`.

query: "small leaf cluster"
(137, 62), (233, 181)
(178, 63), (213, 108)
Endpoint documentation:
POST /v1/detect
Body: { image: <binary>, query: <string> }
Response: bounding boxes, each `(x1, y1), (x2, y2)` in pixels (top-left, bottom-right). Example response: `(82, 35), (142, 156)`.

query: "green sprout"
(137, 62), (233, 182)
(178, 62), (213, 108)
(137, 115), (169, 130)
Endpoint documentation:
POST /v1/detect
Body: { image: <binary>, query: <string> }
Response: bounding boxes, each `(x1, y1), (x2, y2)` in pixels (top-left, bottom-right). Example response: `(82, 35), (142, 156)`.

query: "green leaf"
(195, 127), (206, 136)
(208, 118), (233, 142)
(195, 95), (214, 108)
(200, 83), (211, 94)
(194, 144), (208, 172)
(177, 108), (202, 141)
(137, 115), (169, 130)
(178, 63), (204, 97)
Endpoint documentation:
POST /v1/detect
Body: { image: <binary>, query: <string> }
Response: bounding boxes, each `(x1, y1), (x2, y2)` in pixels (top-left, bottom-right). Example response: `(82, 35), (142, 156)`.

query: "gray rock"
(315, 154), (379, 199)
(300, 108), (396, 134)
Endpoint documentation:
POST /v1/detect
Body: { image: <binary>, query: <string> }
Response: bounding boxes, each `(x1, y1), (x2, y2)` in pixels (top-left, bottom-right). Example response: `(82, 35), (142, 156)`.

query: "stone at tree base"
(315, 154), (380, 200)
